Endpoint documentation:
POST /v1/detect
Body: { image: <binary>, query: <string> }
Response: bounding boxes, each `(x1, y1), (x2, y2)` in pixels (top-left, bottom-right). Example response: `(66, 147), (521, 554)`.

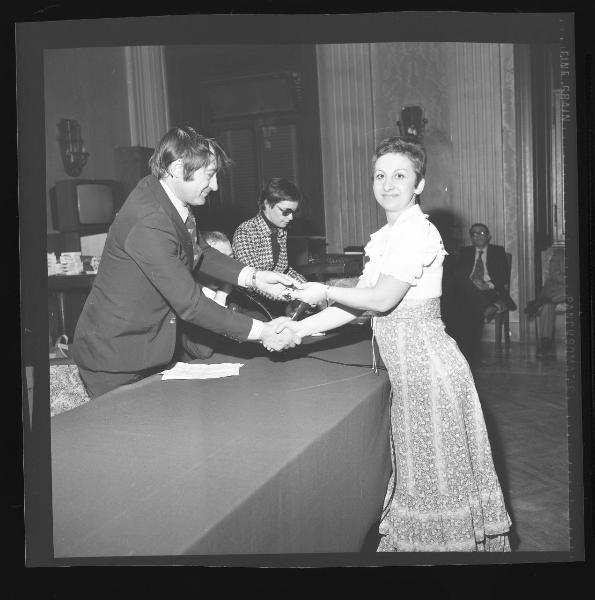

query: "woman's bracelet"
(325, 285), (331, 304)
(251, 270), (258, 289)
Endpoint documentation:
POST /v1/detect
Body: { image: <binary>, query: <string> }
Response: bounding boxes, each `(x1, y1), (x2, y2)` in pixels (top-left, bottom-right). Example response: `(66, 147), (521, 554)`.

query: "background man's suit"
(72, 175), (255, 395)
(451, 244), (516, 361)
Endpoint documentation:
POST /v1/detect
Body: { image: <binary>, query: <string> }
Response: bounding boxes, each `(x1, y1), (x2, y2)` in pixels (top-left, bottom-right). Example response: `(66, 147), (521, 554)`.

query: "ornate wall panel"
(370, 43), (457, 250)
(370, 42), (450, 143)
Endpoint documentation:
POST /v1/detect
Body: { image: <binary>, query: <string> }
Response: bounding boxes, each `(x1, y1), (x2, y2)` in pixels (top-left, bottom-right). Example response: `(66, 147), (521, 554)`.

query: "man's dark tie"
(186, 211), (199, 267)
(271, 231), (281, 268)
(471, 250), (485, 286)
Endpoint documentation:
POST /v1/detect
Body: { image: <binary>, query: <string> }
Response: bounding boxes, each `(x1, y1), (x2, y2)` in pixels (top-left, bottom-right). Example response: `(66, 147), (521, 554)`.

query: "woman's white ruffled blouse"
(360, 204), (447, 299)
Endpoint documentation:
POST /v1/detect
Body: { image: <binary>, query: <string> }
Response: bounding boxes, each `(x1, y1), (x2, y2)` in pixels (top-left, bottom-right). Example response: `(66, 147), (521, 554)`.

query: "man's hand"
(290, 281), (328, 306)
(253, 271), (300, 301)
(260, 320), (302, 351)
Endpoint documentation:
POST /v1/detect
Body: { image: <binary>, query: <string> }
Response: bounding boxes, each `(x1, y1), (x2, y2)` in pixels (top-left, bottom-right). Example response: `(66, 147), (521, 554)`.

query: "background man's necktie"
(186, 211), (199, 267)
(471, 250), (485, 286)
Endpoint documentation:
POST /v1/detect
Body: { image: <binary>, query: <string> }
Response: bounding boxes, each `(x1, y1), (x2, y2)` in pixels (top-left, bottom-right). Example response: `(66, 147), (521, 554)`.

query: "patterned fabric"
(186, 211), (199, 267)
(50, 364), (91, 417)
(374, 298), (511, 552)
(471, 250), (485, 287)
(232, 212), (306, 300)
(359, 205), (510, 552)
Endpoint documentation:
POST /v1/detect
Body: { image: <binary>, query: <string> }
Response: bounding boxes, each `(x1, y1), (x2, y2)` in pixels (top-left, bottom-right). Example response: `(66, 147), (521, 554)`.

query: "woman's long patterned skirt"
(374, 298), (511, 552)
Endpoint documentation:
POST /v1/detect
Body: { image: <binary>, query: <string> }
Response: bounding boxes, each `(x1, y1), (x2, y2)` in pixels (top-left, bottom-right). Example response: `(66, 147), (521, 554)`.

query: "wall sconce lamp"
(58, 118), (89, 177)
(397, 105), (428, 141)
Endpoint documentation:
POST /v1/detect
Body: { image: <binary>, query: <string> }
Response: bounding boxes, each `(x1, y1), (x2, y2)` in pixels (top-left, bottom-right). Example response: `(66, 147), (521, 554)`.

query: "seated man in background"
(178, 230), (234, 360)
(232, 177), (309, 319)
(525, 246), (566, 358)
(451, 223), (517, 362)
(196, 230), (234, 307)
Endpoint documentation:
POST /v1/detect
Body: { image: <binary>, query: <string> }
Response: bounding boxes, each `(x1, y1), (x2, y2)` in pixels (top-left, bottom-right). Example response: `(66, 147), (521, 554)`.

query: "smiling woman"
(280, 136), (513, 552)
(372, 137), (426, 224)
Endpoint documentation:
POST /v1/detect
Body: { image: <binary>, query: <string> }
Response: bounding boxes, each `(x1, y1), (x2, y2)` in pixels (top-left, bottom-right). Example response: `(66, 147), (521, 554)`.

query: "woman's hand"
(273, 319), (310, 339)
(290, 282), (328, 306)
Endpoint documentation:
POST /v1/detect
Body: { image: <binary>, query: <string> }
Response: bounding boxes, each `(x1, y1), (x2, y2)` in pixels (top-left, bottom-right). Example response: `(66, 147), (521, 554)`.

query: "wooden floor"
(472, 340), (570, 552)
(363, 338), (572, 554)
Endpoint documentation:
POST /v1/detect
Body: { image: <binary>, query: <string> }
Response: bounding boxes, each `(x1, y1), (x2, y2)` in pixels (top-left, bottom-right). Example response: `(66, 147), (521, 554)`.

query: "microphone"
(290, 301), (310, 321)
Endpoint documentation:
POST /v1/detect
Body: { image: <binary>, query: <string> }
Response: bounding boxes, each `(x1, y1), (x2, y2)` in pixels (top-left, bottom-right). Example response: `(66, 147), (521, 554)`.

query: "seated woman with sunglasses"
(232, 178), (308, 318)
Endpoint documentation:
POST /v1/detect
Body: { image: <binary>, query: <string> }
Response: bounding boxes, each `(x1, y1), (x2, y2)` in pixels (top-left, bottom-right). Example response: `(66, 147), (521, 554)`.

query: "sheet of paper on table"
(161, 362), (245, 380)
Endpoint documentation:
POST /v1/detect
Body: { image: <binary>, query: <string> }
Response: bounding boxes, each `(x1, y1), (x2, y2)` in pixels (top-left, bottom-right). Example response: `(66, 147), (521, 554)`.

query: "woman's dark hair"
(372, 136), (427, 185)
(257, 177), (303, 210)
(149, 125), (232, 180)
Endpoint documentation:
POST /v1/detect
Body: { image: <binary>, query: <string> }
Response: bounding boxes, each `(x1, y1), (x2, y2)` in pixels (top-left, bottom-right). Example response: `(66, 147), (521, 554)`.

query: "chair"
(493, 252), (513, 355)
(533, 247), (567, 354)
(49, 347), (91, 416)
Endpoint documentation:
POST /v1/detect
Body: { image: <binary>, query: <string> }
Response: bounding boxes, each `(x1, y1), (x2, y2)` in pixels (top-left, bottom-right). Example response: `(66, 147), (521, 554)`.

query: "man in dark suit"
(72, 126), (299, 398)
(451, 223), (516, 362)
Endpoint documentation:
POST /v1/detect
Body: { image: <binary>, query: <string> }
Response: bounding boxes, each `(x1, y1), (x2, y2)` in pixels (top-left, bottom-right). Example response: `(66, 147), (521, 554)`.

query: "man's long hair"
(149, 125), (233, 181)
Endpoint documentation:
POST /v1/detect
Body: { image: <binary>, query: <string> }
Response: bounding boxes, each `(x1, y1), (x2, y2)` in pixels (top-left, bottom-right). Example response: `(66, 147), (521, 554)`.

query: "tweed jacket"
(72, 175), (254, 374)
(232, 212), (306, 300)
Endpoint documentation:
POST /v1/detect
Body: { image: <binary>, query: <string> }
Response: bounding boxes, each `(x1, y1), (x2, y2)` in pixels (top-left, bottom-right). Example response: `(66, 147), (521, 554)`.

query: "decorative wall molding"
(125, 46), (170, 148)
(514, 45), (537, 343)
(316, 44), (376, 252)
(500, 43), (521, 336)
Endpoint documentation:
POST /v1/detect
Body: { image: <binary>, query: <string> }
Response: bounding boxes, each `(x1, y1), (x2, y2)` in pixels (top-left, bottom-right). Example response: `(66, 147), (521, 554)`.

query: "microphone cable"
(230, 287), (274, 321)
(303, 354), (386, 371)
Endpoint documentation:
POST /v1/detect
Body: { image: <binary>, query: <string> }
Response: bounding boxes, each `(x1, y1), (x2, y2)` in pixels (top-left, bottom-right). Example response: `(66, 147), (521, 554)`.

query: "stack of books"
(47, 252), (62, 276)
(59, 252), (84, 275)
(48, 251), (85, 276)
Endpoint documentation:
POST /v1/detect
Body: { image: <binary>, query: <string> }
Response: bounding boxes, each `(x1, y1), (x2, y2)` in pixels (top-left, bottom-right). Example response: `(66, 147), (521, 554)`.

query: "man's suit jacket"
(72, 175), (254, 373)
(454, 244), (510, 291)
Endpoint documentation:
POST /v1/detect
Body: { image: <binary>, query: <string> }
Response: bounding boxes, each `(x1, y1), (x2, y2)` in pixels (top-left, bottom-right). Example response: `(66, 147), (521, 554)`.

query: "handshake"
(254, 272), (331, 352)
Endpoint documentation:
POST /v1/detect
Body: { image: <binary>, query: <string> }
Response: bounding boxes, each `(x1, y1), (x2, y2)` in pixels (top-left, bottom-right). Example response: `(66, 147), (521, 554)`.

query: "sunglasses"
(276, 206), (299, 217)
(471, 231), (489, 237)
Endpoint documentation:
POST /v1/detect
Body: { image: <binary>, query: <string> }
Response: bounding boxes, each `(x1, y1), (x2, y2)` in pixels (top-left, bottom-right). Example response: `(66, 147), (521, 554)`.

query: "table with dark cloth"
(51, 329), (391, 558)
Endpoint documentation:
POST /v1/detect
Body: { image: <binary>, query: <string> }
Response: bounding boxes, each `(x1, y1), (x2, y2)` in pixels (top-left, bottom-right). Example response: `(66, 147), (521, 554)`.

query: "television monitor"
(50, 179), (122, 233)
